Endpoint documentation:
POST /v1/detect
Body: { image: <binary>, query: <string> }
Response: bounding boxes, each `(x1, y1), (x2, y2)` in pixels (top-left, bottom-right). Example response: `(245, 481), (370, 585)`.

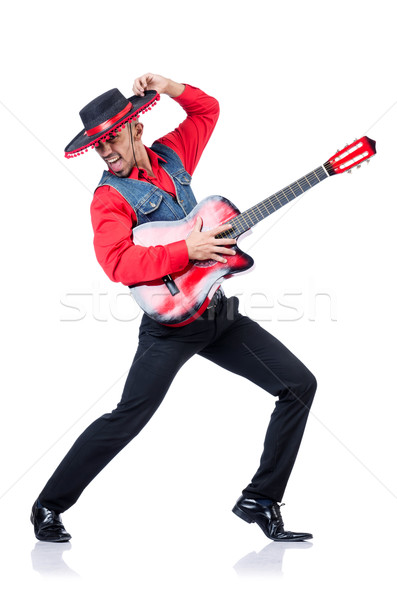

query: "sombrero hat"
(64, 88), (160, 158)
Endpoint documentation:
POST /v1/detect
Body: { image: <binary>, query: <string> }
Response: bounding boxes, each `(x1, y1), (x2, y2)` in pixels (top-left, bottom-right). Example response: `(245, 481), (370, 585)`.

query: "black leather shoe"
(30, 501), (72, 543)
(232, 495), (312, 542)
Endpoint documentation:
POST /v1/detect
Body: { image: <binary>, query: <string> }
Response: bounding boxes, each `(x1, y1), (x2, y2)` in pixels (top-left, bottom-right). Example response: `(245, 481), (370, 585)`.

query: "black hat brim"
(64, 90), (160, 157)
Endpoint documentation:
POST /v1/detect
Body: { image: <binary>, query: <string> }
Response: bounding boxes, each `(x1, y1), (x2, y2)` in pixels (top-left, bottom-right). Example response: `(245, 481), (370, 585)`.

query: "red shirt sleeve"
(90, 84), (219, 286)
(156, 83), (220, 175)
(91, 187), (189, 286)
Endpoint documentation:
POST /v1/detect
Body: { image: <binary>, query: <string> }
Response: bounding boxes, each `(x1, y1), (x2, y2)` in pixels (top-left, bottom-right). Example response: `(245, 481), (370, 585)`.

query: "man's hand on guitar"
(186, 216), (237, 263)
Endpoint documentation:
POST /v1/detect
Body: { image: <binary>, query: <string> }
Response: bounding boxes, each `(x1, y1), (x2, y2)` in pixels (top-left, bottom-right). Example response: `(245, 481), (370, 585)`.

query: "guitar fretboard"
(217, 164), (329, 239)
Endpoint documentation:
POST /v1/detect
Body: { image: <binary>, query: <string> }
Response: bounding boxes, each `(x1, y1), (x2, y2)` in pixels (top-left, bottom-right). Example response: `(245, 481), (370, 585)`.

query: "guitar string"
(221, 156), (352, 235)
(216, 167), (327, 239)
(224, 169), (323, 225)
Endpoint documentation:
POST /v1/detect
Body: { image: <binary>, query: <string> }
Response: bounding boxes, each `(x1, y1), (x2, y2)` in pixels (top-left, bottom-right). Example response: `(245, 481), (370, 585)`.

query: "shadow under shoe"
(31, 501), (72, 543)
(232, 496), (312, 542)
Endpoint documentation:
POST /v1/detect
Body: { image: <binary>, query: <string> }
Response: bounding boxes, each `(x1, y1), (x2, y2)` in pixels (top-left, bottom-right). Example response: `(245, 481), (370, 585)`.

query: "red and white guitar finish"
(130, 136), (376, 326)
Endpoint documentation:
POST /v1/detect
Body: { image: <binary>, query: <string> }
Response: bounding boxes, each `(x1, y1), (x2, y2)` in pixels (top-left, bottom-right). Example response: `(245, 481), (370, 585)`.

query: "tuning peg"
(357, 164), (361, 169)
(347, 169), (352, 174)
(366, 159), (370, 164)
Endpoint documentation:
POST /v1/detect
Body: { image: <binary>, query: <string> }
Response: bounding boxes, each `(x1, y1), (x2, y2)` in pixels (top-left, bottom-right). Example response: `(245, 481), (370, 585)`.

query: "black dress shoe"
(30, 501), (71, 543)
(232, 495), (312, 542)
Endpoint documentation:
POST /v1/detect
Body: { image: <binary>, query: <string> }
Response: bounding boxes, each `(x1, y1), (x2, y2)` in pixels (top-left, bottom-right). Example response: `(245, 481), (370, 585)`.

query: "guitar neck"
(217, 164), (330, 239)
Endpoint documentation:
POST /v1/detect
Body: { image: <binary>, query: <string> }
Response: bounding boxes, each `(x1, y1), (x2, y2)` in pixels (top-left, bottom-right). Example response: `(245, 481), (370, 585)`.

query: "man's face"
(94, 125), (135, 178)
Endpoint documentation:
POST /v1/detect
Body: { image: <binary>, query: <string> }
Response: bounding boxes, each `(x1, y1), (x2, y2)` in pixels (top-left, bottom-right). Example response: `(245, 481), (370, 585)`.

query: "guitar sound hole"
(194, 259), (217, 268)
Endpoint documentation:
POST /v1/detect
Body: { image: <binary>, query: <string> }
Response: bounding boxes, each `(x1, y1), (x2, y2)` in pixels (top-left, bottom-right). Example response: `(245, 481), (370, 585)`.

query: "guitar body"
(130, 195), (254, 325)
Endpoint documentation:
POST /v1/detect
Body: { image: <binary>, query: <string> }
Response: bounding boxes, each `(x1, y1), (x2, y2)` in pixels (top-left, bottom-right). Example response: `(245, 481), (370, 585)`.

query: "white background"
(1, 0), (396, 598)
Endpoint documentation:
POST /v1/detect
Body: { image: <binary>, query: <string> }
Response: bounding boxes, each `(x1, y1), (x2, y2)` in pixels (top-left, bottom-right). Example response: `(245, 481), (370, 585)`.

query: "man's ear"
(134, 122), (144, 140)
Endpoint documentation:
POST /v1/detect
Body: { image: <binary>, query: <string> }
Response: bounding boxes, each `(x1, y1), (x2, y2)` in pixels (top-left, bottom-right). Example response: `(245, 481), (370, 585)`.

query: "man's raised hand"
(132, 73), (185, 98)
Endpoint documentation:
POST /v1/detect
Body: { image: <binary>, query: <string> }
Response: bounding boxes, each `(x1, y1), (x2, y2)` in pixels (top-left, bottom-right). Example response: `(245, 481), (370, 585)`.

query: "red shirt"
(90, 84), (220, 286)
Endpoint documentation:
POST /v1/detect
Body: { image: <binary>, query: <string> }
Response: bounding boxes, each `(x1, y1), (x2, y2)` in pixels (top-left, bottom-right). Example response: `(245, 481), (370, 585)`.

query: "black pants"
(38, 295), (316, 513)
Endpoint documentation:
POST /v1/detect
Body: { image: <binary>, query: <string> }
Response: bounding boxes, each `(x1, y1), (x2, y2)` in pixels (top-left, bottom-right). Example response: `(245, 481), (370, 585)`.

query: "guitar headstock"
(324, 136), (376, 175)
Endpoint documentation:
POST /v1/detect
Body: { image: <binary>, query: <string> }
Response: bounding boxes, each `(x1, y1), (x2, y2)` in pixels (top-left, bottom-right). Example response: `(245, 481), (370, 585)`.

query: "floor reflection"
(31, 542), (80, 578)
(30, 536), (311, 579)
(234, 541), (313, 577)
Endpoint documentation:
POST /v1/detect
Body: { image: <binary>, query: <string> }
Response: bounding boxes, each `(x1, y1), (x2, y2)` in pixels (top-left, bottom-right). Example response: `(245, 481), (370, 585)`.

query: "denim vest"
(96, 142), (197, 224)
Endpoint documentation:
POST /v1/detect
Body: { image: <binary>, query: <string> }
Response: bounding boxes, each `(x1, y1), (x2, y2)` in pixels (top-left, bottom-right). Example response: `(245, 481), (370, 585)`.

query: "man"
(31, 73), (316, 543)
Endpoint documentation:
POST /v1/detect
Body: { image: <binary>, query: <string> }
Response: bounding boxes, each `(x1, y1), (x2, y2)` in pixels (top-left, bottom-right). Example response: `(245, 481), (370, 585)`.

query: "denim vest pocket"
(171, 171), (196, 213)
(174, 172), (192, 186)
(135, 190), (182, 224)
(138, 192), (164, 215)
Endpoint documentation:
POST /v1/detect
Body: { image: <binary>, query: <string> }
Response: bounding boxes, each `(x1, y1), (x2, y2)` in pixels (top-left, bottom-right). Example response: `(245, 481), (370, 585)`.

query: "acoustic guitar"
(129, 136), (376, 326)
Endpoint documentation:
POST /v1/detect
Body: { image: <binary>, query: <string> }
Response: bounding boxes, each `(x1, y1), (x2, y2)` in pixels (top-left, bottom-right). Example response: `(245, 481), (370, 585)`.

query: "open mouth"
(106, 156), (123, 172)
